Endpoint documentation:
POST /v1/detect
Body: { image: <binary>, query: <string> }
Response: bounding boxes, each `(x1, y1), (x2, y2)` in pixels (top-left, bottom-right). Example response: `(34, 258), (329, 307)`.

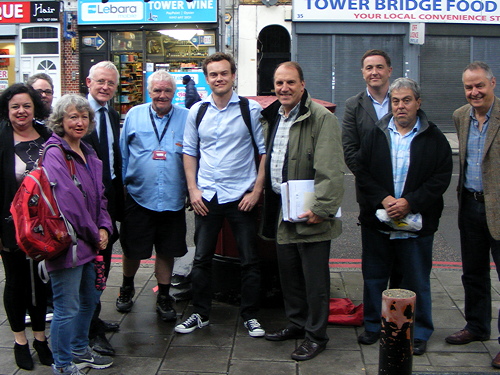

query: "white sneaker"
(175, 313), (209, 334)
(244, 319), (265, 337)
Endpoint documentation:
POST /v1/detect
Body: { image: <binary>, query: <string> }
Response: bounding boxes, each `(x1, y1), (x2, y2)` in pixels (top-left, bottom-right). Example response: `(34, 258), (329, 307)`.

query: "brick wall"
(61, 12), (80, 95)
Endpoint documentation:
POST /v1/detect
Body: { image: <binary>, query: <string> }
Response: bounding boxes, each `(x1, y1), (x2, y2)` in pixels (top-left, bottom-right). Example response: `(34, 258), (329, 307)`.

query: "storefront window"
(0, 42), (16, 92)
(148, 30), (210, 72)
(112, 32), (143, 51)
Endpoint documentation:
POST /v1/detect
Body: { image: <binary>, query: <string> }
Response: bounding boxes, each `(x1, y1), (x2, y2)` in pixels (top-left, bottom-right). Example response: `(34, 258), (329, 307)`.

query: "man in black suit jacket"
(342, 50), (401, 346)
(342, 49), (393, 175)
(84, 61), (125, 356)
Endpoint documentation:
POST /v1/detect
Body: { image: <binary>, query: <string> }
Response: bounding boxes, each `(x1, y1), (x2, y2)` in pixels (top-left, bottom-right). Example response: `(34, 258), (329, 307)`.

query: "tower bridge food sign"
(293, 0), (500, 23)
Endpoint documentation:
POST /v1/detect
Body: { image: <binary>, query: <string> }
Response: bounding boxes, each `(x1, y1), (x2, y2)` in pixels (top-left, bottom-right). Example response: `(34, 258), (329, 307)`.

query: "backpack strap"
(238, 96), (260, 169)
(195, 102), (210, 129)
(40, 144), (79, 269)
(40, 144), (76, 177)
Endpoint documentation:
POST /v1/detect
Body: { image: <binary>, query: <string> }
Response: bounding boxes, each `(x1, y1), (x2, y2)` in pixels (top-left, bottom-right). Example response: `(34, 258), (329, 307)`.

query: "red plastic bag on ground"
(328, 298), (364, 326)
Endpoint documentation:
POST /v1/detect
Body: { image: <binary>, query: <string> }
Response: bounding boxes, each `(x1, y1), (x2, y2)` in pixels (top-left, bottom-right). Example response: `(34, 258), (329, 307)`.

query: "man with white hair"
(84, 61), (124, 356)
(117, 70), (189, 323)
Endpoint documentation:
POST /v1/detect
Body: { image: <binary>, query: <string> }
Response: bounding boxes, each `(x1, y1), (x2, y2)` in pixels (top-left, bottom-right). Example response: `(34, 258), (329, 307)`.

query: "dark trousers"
(2, 249), (48, 332)
(277, 240), (331, 345)
(361, 226), (434, 341)
(191, 196), (261, 321)
(459, 195), (500, 338)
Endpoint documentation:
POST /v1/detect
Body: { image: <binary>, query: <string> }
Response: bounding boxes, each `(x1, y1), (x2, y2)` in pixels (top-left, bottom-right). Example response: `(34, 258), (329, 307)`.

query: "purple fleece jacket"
(42, 134), (112, 272)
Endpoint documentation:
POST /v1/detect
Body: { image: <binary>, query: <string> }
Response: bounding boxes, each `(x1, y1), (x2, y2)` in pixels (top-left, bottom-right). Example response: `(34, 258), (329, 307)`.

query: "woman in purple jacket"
(44, 94), (113, 375)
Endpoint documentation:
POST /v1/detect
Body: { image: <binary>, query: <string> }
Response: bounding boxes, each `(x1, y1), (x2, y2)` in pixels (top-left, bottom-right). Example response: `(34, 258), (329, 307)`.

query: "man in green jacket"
(261, 61), (344, 361)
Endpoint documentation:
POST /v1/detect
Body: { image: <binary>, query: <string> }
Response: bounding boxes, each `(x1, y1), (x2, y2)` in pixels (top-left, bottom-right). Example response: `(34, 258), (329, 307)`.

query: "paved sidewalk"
(1, 256), (500, 375)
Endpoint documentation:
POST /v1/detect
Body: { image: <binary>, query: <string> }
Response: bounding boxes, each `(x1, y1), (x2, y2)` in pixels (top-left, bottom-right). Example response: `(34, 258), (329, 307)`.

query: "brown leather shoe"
(492, 351), (500, 368)
(445, 329), (489, 345)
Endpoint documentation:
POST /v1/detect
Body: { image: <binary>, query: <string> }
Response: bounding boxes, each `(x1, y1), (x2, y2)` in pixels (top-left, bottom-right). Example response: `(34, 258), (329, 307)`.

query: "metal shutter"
(296, 34), (333, 103)
(472, 37), (500, 98)
(420, 36), (470, 132)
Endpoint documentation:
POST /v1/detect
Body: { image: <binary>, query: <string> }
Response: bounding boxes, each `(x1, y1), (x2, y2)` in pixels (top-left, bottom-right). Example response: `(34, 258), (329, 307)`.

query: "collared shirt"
(386, 116), (420, 239)
(88, 95), (115, 179)
(120, 103), (189, 212)
(270, 102), (300, 194)
(464, 103), (493, 192)
(367, 88), (390, 120)
(183, 91), (265, 204)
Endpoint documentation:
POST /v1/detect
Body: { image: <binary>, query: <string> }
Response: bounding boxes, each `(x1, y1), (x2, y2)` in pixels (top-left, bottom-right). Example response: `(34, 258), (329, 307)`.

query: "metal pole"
(378, 289), (416, 375)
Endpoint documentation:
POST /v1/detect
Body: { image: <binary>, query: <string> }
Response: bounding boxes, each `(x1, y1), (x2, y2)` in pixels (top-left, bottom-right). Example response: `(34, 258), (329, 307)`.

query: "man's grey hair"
(147, 70), (177, 94)
(26, 73), (54, 90)
(463, 61), (495, 81)
(88, 61), (119, 82)
(47, 94), (96, 137)
(389, 77), (421, 100)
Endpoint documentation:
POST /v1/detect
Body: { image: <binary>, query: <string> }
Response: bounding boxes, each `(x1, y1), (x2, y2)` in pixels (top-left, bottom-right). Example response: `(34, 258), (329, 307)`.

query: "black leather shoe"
(102, 320), (120, 333)
(358, 330), (380, 345)
(265, 326), (305, 341)
(413, 339), (427, 355)
(90, 335), (116, 356)
(291, 338), (326, 361)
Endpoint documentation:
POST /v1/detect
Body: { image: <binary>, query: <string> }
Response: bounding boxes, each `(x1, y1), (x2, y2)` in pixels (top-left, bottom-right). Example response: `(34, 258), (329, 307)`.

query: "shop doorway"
(20, 56), (60, 102)
(80, 52), (107, 96)
(257, 25), (290, 96)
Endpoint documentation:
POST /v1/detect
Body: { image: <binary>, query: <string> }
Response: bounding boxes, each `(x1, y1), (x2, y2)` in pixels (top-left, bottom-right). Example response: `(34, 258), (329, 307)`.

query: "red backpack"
(10, 144), (77, 262)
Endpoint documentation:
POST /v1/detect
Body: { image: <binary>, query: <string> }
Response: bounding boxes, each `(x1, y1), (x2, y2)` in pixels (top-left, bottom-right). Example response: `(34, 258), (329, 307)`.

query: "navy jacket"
(356, 109), (452, 236)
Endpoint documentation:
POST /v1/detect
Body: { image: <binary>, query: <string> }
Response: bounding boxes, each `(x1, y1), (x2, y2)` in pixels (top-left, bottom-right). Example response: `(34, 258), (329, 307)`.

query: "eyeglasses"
(36, 89), (53, 96)
(93, 79), (116, 88)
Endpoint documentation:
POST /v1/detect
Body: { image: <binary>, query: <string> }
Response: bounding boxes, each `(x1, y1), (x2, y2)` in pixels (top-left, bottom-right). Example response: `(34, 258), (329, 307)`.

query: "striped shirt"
(464, 104), (493, 193)
(271, 103), (300, 194)
(385, 117), (420, 239)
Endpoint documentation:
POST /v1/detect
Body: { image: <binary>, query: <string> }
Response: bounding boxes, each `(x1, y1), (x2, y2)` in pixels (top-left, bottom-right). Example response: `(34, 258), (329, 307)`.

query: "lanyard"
(149, 106), (174, 145)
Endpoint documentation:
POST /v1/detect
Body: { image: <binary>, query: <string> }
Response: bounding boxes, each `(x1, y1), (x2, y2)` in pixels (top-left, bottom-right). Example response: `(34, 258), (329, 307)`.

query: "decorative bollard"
(378, 289), (416, 375)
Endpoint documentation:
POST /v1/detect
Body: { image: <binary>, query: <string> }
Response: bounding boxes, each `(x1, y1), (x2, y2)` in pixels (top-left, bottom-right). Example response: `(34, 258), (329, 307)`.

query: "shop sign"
(0, 2), (60, 24)
(293, 0), (500, 24)
(78, 0), (217, 25)
(82, 34), (106, 50)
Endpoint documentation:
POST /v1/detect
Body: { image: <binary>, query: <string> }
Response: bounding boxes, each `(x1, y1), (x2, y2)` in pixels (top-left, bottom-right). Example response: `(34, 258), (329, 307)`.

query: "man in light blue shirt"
(177, 52), (267, 338)
(117, 70), (189, 323)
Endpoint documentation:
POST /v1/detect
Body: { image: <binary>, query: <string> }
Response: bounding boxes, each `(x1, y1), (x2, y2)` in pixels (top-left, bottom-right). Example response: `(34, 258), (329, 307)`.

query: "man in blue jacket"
(356, 78), (452, 355)
(182, 75), (201, 109)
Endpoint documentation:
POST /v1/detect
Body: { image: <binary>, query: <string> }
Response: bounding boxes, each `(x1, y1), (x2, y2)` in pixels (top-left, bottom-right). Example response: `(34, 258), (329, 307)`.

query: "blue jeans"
(361, 226), (434, 341)
(191, 196), (261, 321)
(459, 195), (500, 338)
(49, 262), (98, 368)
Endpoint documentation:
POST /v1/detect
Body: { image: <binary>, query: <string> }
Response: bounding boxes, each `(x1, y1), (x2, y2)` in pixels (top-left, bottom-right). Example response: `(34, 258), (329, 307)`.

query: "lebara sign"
(292, 0), (500, 24)
(78, 0), (217, 24)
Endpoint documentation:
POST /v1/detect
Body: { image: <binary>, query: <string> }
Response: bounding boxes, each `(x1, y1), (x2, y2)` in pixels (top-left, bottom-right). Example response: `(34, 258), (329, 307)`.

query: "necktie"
(98, 107), (111, 182)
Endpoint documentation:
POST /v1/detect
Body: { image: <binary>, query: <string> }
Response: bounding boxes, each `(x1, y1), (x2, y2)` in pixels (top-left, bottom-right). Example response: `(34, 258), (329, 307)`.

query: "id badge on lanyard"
(149, 106), (173, 161)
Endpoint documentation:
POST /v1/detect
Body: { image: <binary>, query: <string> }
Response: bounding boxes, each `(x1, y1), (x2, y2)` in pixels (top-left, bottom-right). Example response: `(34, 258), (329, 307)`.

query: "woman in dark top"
(0, 83), (52, 370)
